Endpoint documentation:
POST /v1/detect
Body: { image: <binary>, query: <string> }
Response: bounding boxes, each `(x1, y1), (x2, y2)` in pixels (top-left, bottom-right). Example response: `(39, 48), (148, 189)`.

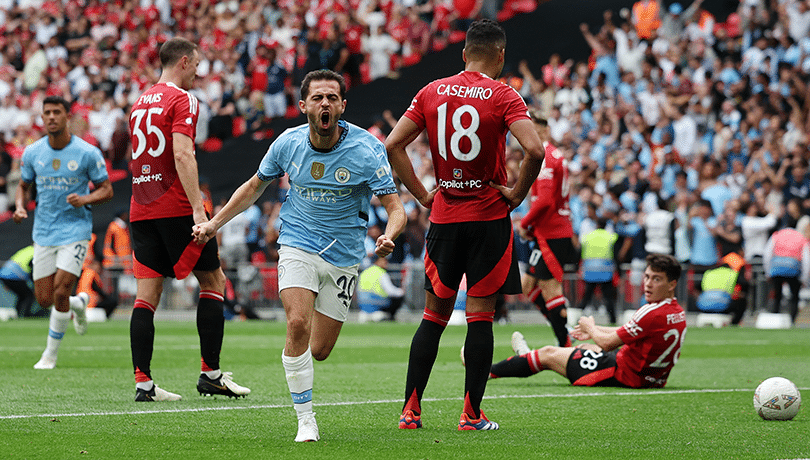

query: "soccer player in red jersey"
(489, 254), (687, 389)
(515, 113), (577, 349)
(385, 19), (545, 431)
(128, 37), (250, 402)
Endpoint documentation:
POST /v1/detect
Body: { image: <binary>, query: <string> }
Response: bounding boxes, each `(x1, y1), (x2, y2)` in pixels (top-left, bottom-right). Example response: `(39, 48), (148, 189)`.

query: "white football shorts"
(277, 245), (359, 322)
(33, 240), (89, 280)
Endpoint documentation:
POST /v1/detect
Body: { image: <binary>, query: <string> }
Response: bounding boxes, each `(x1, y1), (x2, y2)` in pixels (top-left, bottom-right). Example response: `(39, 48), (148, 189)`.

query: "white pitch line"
(1, 387), (790, 420)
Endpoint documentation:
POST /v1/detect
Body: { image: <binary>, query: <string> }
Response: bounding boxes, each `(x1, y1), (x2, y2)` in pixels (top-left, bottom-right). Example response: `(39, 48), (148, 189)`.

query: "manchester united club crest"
(311, 162), (325, 180)
(52, 159), (61, 171)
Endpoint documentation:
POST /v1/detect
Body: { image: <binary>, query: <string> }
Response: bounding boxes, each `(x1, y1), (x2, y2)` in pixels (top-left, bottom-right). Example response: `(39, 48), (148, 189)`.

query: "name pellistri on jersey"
(435, 84), (493, 100)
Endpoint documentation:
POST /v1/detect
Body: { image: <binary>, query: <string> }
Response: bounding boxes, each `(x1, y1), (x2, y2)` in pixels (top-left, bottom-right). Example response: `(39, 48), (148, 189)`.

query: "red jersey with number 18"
(403, 71), (530, 224)
(129, 82), (199, 222)
(616, 297), (687, 388)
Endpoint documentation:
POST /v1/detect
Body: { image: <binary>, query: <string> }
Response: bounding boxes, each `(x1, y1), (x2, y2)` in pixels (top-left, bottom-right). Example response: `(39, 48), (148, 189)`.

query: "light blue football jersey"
(20, 135), (108, 246)
(257, 120), (397, 267)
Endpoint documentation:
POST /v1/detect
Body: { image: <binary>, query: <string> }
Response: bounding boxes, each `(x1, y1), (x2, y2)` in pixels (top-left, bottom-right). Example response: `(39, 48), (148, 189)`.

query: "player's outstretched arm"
(193, 174), (271, 245)
(375, 192), (406, 257)
(384, 116), (436, 208)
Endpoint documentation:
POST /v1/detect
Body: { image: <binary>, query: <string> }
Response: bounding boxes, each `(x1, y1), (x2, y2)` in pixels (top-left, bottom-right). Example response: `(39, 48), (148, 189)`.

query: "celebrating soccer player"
(193, 69), (405, 442)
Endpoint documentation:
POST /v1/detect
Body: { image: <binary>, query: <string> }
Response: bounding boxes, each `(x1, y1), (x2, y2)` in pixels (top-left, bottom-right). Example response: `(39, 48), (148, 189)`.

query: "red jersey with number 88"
(403, 71), (530, 224)
(129, 82), (199, 222)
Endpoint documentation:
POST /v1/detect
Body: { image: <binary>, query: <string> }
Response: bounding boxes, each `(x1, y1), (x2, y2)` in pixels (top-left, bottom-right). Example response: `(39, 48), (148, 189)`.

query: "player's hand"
(418, 188), (438, 209)
(192, 209), (209, 226)
(66, 193), (84, 207)
(12, 207), (27, 223)
(489, 181), (523, 209)
(192, 221), (217, 245)
(375, 234), (395, 257)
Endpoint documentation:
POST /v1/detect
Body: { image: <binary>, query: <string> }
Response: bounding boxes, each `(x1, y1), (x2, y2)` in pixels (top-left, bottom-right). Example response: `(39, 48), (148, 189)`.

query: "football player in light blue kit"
(193, 69), (406, 442)
(13, 96), (113, 369)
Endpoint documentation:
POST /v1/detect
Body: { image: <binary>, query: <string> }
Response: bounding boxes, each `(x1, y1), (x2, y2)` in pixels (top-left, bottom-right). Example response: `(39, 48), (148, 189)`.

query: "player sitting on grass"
(485, 253), (686, 389)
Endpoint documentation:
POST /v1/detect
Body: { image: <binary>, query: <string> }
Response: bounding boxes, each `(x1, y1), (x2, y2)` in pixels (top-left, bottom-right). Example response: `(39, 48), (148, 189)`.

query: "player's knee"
(286, 316), (310, 338)
(537, 345), (558, 363)
(311, 346), (333, 361)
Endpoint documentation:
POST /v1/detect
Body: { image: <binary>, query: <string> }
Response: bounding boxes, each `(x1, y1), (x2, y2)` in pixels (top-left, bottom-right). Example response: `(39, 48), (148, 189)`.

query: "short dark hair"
(464, 19), (506, 59)
(42, 95), (71, 113)
(159, 37), (197, 68)
(646, 253), (682, 282)
(300, 69), (346, 100)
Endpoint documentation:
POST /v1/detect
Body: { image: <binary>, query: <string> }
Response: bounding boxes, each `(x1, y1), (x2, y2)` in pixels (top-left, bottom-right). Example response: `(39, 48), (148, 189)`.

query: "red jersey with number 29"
(129, 82), (198, 222)
(520, 142), (573, 240)
(616, 297), (686, 388)
(403, 71), (530, 224)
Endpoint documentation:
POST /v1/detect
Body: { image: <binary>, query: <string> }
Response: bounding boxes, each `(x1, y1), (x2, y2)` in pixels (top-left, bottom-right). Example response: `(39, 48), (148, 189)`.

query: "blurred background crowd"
(2, 0), (810, 325)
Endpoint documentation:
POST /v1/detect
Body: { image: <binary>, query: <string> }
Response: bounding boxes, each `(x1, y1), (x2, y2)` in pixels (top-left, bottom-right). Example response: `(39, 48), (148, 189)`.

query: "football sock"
(197, 290), (225, 372)
(68, 295), (83, 311)
(204, 369), (222, 380)
(283, 347), (314, 418)
(490, 354), (537, 378)
(545, 295), (570, 347)
(403, 307), (450, 414)
(44, 306), (70, 357)
(130, 300), (156, 381)
(462, 312), (494, 419)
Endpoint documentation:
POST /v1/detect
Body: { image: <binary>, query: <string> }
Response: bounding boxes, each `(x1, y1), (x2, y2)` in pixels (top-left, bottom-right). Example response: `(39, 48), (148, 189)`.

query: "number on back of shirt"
(131, 108), (165, 160)
(436, 103), (481, 162)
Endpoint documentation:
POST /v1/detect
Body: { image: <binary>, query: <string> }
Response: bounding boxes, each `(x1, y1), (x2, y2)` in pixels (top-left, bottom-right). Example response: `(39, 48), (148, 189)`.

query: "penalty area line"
(0, 387), (763, 420)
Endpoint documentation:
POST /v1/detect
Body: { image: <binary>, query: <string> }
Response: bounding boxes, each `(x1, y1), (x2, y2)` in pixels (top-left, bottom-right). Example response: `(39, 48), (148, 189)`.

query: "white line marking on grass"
(4, 387), (796, 420)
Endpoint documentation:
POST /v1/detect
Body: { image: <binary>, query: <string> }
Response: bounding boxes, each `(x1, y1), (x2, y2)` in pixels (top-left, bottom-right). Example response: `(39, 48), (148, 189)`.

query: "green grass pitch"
(2, 318), (808, 459)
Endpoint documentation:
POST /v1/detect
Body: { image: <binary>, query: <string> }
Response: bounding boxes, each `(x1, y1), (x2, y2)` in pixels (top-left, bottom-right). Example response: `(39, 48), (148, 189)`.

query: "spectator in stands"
(263, 44), (289, 121)
(363, 23), (400, 81)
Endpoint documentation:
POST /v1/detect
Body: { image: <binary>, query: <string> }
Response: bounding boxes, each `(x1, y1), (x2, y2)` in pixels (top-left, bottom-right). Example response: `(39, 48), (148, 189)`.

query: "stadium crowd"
(2, 0), (810, 323)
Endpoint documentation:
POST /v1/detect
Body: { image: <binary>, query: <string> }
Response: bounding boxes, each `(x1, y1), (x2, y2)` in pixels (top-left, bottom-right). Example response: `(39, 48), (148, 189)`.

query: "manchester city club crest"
(335, 167), (350, 183)
(311, 162), (325, 180)
(52, 159), (61, 170)
(67, 160), (79, 171)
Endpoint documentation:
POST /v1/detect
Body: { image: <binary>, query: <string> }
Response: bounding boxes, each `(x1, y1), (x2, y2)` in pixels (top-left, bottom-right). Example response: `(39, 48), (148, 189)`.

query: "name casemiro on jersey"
(435, 84), (494, 100)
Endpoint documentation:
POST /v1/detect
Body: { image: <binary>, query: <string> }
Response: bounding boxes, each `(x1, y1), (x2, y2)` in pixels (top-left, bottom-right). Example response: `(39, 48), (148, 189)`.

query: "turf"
(1, 318), (808, 459)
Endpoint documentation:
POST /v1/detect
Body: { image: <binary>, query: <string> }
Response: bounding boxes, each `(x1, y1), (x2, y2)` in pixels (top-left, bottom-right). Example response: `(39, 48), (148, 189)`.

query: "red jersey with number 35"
(616, 297), (687, 388)
(129, 82), (198, 222)
(403, 71), (530, 224)
(520, 142), (573, 240)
